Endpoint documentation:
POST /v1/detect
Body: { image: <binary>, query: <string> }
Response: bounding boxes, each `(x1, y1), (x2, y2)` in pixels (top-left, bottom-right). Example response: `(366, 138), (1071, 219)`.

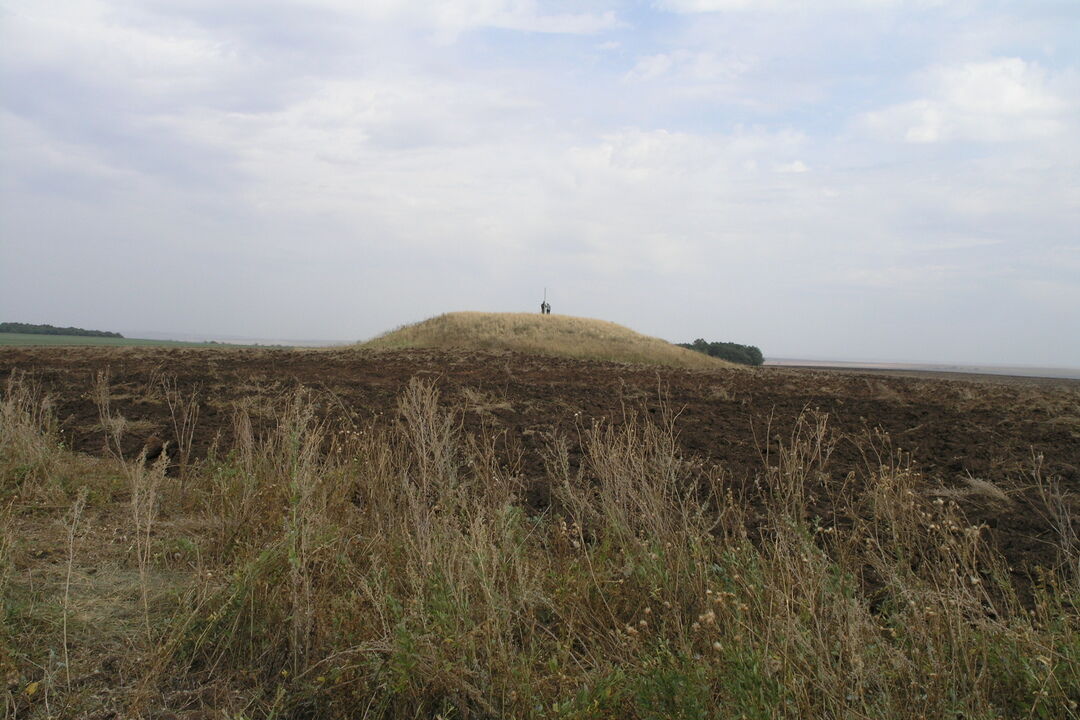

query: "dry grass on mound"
(362, 312), (731, 370)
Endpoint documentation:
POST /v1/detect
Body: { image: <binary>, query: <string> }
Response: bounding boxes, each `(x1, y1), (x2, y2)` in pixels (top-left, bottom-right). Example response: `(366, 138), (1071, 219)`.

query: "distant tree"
(0, 322), (123, 338)
(678, 338), (763, 366)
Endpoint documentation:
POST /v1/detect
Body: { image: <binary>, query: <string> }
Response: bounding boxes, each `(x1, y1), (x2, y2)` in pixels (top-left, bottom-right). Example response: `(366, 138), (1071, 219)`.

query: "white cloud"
(1, 2), (238, 86)
(656, 0), (941, 11)
(566, 127), (805, 178)
(775, 160), (808, 173)
(0, 110), (141, 199)
(625, 49), (750, 83)
(1016, 278), (1080, 308)
(626, 53), (676, 81)
(842, 264), (959, 290)
(312, 0), (619, 35)
(860, 58), (1074, 143)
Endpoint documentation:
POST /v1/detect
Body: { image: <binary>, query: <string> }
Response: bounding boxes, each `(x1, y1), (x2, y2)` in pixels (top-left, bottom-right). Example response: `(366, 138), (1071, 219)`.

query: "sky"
(1, 0), (1078, 364)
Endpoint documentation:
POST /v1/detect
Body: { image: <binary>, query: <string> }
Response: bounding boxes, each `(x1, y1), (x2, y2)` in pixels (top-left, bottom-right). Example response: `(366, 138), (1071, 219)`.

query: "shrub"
(678, 339), (764, 366)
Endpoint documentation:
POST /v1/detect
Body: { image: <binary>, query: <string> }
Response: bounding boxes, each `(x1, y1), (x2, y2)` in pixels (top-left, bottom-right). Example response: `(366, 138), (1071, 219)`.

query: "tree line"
(0, 322), (124, 338)
(678, 338), (763, 366)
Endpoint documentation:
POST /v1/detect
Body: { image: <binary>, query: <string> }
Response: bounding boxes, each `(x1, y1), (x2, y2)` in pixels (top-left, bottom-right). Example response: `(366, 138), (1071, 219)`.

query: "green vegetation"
(0, 333), (222, 348)
(363, 312), (732, 370)
(0, 333), (296, 348)
(678, 338), (764, 366)
(2, 374), (1078, 718)
(0, 322), (123, 338)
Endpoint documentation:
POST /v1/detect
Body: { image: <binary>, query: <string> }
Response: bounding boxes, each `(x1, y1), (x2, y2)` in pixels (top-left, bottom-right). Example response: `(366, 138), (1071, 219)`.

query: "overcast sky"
(2, 1), (1078, 364)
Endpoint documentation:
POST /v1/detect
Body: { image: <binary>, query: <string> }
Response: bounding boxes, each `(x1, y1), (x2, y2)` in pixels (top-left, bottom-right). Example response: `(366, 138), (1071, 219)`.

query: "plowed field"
(3, 346), (1078, 581)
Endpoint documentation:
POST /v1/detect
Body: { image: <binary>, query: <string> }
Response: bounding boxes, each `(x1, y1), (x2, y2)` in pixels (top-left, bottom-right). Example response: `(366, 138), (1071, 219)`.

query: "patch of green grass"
(0, 333), (288, 348)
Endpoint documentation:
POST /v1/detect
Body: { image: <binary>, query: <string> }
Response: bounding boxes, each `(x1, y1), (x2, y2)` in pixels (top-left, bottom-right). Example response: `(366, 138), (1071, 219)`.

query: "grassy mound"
(362, 312), (731, 370)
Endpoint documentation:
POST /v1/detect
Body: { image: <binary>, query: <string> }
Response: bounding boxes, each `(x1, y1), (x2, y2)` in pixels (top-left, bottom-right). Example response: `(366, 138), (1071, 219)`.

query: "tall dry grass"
(0, 373), (64, 503)
(2, 375), (1077, 718)
(0, 500), (16, 695)
(62, 487), (88, 690)
(156, 379), (1078, 719)
(362, 312), (731, 370)
(162, 375), (200, 493)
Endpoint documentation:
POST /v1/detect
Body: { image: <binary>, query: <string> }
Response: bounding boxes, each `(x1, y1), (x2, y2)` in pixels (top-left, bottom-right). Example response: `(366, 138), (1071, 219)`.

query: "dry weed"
(4, 379), (1078, 719)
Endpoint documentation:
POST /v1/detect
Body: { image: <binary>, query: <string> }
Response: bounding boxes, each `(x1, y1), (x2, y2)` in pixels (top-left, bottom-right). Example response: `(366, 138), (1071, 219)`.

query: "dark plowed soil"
(3, 346), (1079, 584)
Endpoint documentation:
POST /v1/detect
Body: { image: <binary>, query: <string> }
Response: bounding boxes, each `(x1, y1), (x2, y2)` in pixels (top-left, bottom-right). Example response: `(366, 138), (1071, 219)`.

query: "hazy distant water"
(765, 359), (1080, 381)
